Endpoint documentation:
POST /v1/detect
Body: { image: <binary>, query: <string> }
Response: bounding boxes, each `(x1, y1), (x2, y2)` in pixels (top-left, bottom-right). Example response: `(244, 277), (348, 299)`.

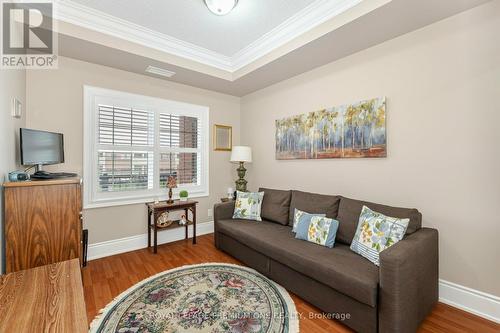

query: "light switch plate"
(208, 208), (213, 218)
(11, 98), (22, 118)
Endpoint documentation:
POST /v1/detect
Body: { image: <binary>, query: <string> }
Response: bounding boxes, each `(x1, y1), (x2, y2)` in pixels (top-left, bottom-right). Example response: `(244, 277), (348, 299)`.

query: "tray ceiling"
(56, 0), (492, 96)
(69, 0), (317, 57)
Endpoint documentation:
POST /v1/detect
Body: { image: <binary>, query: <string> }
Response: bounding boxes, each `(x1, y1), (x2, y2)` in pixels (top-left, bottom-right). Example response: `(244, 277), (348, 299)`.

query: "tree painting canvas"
(276, 97), (386, 160)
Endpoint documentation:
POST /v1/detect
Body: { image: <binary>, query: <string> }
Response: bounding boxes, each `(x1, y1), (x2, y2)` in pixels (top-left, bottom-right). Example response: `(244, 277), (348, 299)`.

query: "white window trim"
(83, 85), (209, 209)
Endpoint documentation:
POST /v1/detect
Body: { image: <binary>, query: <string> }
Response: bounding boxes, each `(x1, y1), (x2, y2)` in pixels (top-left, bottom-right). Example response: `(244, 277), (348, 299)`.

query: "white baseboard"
(87, 221), (214, 261)
(439, 279), (499, 323)
(87, 224), (499, 324)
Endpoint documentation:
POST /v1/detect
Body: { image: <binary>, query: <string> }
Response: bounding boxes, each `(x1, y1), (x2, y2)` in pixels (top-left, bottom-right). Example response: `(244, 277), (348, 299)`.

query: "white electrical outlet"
(208, 208), (213, 218)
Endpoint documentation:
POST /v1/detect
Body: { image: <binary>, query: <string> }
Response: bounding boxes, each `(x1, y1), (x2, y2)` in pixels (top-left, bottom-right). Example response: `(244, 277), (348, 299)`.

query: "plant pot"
(180, 197), (188, 202)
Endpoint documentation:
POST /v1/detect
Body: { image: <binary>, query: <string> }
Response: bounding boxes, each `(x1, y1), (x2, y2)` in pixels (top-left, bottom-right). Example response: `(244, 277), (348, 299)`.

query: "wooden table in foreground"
(0, 259), (88, 333)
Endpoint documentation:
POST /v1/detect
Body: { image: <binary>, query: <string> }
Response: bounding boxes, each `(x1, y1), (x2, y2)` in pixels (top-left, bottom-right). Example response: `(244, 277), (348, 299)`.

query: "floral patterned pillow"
(350, 206), (410, 266)
(232, 191), (265, 221)
(295, 216), (339, 248)
(292, 209), (326, 233)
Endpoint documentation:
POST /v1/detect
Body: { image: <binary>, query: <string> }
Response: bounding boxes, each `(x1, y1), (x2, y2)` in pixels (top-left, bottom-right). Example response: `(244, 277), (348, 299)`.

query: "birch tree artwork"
(276, 97), (386, 159)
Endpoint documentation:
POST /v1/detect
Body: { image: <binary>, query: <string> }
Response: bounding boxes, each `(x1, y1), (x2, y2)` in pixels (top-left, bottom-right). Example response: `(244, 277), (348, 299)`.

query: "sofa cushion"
(288, 190), (341, 226)
(351, 206), (410, 266)
(259, 188), (291, 225)
(232, 191), (264, 221)
(336, 196), (422, 245)
(295, 215), (339, 248)
(292, 209), (325, 233)
(217, 218), (379, 307)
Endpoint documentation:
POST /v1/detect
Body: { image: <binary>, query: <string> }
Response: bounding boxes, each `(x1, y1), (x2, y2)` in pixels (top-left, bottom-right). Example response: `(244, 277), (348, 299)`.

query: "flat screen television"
(20, 128), (64, 168)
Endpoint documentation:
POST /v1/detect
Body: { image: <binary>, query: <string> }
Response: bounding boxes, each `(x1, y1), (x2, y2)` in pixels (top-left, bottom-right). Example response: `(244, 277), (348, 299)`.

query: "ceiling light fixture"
(145, 66), (176, 78)
(204, 0), (238, 16)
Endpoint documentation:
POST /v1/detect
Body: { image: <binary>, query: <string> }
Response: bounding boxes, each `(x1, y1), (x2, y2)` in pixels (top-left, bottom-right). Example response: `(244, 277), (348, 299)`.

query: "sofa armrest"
(379, 228), (439, 333)
(214, 201), (235, 221)
(213, 202), (235, 248)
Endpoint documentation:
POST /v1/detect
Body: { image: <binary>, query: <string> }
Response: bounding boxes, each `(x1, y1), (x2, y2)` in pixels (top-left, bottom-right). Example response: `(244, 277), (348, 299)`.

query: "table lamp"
(230, 146), (252, 192)
(166, 176), (177, 204)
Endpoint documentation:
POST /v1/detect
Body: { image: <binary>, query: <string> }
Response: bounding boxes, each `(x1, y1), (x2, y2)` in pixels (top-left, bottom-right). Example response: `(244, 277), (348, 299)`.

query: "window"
(84, 86), (209, 208)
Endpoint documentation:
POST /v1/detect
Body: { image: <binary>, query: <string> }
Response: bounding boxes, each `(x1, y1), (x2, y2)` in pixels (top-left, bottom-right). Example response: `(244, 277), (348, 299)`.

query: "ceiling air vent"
(145, 66), (176, 78)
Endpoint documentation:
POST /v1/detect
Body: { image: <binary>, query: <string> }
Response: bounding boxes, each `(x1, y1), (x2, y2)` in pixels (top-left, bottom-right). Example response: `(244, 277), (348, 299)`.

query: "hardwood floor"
(82, 234), (498, 333)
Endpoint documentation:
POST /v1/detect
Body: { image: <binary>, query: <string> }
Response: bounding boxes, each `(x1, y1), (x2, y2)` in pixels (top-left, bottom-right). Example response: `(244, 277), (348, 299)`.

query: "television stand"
(3, 178), (83, 272)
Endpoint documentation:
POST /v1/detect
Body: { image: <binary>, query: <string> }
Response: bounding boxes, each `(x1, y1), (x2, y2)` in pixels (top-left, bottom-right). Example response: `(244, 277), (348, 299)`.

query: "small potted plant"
(179, 190), (189, 202)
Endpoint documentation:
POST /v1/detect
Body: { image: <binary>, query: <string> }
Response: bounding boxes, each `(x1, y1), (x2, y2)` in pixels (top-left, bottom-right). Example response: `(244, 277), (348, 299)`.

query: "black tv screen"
(20, 128), (64, 166)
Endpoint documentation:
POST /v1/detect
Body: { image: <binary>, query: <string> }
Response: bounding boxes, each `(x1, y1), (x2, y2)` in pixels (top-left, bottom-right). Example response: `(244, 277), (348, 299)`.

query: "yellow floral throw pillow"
(232, 191), (265, 221)
(295, 215), (339, 248)
(350, 206), (409, 266)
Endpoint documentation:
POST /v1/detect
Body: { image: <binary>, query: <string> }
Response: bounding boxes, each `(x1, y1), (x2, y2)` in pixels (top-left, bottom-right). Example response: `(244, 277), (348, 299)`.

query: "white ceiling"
(57, 0), (492, 96)
(69, 0), (317, 56)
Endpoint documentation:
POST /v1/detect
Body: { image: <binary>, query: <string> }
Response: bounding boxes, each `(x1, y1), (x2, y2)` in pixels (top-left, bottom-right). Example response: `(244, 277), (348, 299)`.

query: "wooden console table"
(0, 259), (88, 332)
(146, 200), (198, 253)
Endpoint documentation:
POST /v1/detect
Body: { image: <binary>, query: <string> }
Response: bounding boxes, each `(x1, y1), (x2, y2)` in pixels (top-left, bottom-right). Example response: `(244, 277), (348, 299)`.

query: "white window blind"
(84, 86), (209, 208)
(159, 114), (201, 188)
(97, 105), (155, 192)
(98, 105), (154, 147)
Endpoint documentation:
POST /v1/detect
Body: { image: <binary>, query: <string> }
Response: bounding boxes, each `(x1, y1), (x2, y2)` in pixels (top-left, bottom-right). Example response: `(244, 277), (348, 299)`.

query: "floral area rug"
(90, 263), (299, 333)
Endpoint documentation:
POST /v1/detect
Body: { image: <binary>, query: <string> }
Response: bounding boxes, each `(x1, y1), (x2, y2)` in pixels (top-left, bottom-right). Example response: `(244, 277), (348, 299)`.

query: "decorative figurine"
(166, 176), (177, 204)
(179, 214), (188, 226)
(157, 212), (173, 228)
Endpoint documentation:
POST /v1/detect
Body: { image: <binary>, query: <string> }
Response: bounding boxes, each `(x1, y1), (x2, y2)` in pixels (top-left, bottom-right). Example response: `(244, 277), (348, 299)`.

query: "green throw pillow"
(350, 206), (409, 266)
(232, 191), (265, 221)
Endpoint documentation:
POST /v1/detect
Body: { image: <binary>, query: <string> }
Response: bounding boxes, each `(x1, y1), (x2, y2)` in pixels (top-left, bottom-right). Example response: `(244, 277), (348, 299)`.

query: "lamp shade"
(230, 146), (252, 163)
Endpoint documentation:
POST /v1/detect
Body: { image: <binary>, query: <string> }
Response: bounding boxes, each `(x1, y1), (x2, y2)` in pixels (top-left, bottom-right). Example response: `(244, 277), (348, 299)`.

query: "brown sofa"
(214, 188), (438, 333)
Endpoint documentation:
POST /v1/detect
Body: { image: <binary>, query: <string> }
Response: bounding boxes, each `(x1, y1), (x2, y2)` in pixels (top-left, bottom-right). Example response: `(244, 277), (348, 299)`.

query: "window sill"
(84, 191), (209, 210)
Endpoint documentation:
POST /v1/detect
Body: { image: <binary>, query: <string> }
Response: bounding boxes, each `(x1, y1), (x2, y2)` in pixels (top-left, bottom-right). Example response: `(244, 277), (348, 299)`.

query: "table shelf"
(149, 219), (194, 231)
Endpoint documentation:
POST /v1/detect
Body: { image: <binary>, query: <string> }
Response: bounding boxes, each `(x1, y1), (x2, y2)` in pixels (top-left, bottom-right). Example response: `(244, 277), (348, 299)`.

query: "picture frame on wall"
(276, 97), (386, 160)
(214, 124), (232, 151)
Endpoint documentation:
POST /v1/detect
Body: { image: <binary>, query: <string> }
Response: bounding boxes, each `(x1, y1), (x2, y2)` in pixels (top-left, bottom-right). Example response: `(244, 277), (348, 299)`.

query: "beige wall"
(26, 57), (240, 244)
(22, 1), (499, 297)
(0, 69), (26, 273)
(241, 1), (500, 296)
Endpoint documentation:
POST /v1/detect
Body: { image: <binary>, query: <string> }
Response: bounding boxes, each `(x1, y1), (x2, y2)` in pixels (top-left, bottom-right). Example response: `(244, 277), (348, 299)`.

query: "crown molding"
(231, 0), (363, 70)
(56, 0), (365, 74)
(56, 0), (233, 71)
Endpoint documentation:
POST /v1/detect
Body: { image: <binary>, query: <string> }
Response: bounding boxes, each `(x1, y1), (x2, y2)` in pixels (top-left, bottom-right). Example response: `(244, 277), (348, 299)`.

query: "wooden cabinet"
(4, 178), (82, 273)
